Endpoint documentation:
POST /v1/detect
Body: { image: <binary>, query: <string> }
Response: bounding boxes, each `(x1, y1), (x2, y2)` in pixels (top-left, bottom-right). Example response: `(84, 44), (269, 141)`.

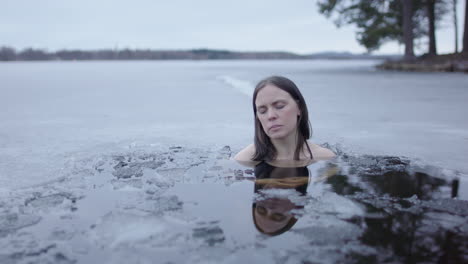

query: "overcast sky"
(1, 0), (465, 55)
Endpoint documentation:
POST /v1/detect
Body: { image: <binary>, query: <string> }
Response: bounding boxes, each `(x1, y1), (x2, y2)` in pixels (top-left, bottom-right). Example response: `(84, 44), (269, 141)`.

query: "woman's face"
(255, 84), (301, 140)
(254, 198), (295, 234)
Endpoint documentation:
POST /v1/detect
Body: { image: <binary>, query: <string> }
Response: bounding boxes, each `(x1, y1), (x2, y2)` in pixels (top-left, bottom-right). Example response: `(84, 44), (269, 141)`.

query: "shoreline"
(377, 52), (468, 73)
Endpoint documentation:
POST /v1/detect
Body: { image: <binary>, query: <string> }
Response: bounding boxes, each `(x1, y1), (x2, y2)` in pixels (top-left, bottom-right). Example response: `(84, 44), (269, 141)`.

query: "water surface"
(1, 145), (467, 263)
(1, 60), (467, 263)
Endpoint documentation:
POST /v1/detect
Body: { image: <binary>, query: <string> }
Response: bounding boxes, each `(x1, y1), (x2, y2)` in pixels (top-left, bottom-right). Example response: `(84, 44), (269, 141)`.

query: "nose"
(267, 109), (278, 121)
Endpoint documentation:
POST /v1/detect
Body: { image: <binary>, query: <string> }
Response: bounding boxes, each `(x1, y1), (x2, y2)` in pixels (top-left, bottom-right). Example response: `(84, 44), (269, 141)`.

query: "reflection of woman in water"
(252, 162), (310, 236)
(234, 75), (335, 164)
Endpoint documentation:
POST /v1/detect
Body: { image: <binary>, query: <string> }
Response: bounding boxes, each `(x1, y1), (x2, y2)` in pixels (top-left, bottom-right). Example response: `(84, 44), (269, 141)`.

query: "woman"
(234, 75), (335, 164)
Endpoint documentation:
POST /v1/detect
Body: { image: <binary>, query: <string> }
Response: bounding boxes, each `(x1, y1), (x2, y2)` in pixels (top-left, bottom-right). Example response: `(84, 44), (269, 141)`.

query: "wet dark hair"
(252, 76), (313, 161)
(253, 162), (309, 195)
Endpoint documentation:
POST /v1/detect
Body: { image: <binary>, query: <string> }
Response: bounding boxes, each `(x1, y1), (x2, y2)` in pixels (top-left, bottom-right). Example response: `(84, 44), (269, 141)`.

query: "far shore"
(0, 47), (397, 61)
(377, 52), (468, 73)
(2, 46), (467, 73)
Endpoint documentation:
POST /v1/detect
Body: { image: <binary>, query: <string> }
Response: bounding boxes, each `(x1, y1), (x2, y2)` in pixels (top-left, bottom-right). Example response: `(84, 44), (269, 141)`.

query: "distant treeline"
(0, 47), (305, 61)
(0, 46), (395, 61)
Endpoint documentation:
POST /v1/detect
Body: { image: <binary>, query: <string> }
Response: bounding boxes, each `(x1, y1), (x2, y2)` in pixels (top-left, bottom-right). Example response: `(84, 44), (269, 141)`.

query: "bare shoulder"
(233, 144), (260, 167)
(307, 141), (336, 160)
(234, 143), (255, 161)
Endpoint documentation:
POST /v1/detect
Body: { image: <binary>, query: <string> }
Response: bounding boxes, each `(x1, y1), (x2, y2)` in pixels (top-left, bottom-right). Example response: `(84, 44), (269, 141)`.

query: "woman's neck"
(271, 132), (299, 160)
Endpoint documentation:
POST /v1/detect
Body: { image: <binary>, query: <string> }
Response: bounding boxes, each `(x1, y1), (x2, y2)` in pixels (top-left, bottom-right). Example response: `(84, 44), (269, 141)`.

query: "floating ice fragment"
(0, 213), (42, 234)
(192, 222), (225, 246)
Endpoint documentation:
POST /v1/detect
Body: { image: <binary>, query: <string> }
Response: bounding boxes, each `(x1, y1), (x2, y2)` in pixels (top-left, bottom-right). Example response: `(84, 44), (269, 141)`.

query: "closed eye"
(271, 213), (287, 222)
(256, 206), (267, 215)
(257, 107), (267, 114)
(275, 104), (285, 109)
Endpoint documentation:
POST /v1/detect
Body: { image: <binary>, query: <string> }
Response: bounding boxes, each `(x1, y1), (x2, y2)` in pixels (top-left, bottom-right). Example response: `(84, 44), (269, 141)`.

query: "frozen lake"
(1, 60), (467, 189)
(1, 60), (467, 263)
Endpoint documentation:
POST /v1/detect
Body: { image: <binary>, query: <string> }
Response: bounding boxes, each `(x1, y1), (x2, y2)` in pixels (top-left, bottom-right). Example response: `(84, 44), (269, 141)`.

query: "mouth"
(268, 125), (282, 131)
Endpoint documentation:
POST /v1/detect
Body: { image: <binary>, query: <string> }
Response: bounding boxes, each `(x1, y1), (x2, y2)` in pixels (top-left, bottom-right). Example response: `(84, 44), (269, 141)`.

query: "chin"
(267, 131), (289, 140)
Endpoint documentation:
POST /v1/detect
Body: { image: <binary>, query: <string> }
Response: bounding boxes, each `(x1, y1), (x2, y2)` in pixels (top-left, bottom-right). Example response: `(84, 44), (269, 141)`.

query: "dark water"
(0, 145), (467, 263)
(324, 155), (468, 263)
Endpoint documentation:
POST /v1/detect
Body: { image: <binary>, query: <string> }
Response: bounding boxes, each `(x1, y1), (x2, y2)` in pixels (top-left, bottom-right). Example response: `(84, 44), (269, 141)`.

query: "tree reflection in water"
(251, 155), (467, 263)
(326, 155), (468, 263)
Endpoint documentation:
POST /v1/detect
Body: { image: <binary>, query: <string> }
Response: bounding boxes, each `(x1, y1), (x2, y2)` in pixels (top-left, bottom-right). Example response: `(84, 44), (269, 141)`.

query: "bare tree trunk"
(463, 0), (468, 52)
(427, 0), (437, 55)
(454, 0), (459, 53)
(402, 0), (415, 59)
